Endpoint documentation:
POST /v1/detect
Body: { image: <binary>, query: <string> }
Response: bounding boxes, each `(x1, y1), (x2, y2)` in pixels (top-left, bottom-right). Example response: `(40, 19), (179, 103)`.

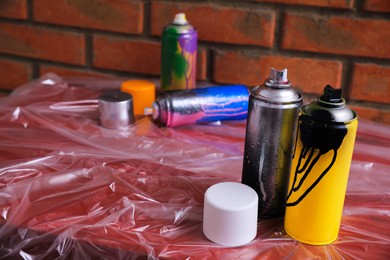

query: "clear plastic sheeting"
(0, 74), (389, 259)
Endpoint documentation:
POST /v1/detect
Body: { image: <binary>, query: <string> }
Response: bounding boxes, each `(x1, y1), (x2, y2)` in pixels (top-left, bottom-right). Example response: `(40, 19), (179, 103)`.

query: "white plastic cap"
(203, 182), (258, 246)
(172, 13), (188, 25)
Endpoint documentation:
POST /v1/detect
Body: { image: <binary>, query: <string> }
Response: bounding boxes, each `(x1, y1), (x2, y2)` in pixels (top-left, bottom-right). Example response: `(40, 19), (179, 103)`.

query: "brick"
(0, 23), (85, 65)
(196, 48), (207, 81)
(33, 0), (143, 34)
(151, 2), (275, 47)
(0, 59), (32, 90)
(213, 50), (343, 94)
(93, 36), (161, 75)
(282, 13), (390, 59)
(253, 0), (354, 9)
(349, 63), (390, 104)
(93, 35), (208, 80)
(364, 0), (390, 13)
(351, 106), (390, 125)
(0, 0), (28, 19)
(39, 65), (114, 79)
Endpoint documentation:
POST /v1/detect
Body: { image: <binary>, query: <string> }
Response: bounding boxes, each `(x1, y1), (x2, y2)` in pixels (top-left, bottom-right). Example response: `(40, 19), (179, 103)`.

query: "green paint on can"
(161, 14), (198, 90)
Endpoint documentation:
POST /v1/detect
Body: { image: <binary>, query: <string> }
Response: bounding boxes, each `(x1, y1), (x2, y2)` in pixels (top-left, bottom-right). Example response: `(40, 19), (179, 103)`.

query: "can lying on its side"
(145, 85), (250, 127)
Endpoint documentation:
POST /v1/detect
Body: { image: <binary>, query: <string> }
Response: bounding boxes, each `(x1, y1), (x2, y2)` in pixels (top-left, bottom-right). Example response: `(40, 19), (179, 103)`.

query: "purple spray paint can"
(161, 13), (198, 90)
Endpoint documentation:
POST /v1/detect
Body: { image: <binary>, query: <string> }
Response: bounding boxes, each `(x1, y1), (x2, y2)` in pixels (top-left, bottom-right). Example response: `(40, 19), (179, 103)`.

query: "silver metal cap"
(270, 68), (288, 83)
(252, 68), (302, 104)
(265, 68), (290, 88)
(99, 91), (134, 129)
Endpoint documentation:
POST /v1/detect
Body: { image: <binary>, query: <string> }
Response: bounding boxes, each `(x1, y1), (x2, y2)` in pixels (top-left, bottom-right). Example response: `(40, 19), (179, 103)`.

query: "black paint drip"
(286, 114), (347, 206)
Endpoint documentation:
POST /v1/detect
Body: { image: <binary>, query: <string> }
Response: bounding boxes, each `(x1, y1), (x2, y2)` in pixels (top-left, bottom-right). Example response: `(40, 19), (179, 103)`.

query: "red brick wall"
(0, 0), (389, 124)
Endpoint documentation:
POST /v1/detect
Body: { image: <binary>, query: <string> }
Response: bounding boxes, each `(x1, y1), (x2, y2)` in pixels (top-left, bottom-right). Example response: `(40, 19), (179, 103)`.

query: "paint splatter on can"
(161, 13), (197, 90)
(284, 85), (358, 245)
(145, 85), (249, 127)
(241, 68), (302, 219)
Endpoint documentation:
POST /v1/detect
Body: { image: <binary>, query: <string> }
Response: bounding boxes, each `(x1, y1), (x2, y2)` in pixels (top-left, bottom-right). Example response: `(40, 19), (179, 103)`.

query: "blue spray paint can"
(145, 85), (249, 127)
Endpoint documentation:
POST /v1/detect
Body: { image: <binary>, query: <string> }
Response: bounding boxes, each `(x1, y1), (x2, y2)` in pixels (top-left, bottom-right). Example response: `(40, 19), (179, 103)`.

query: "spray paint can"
(145, 85), (249, 127)
(161, 13), (197, 90)
(241, 68), (302, 219)
(284, 85), (358, 245)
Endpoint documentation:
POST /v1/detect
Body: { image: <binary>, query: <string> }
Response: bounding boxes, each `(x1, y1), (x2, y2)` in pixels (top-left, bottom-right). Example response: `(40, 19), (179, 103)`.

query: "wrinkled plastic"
(0, 74), (389, 259)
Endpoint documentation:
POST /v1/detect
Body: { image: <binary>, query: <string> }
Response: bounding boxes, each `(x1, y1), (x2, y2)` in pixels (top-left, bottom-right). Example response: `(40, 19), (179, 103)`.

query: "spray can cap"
(172, 13), (188, 25)
(252, 67), (301, 103)
(270, 68), (288, 83)
(319, 85), (342, 103)
(302, 85), (356, 123)
(121, 79), (156, 115)
(265, 68), (290, 88)
(144, 102), (160, 120)
(98, 90), (135, 129)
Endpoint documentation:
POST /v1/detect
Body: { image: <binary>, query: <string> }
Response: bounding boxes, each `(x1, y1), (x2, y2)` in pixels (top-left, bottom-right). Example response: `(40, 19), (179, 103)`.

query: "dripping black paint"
(286, 114), (347, 207)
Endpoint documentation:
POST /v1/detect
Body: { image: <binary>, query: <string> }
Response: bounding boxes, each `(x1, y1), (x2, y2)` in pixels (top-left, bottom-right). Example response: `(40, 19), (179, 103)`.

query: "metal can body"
(152, 85), (249, 127)
(161, 14), (197, 90)
(241, 69), (302, 219)
(284, 86), (358, 245)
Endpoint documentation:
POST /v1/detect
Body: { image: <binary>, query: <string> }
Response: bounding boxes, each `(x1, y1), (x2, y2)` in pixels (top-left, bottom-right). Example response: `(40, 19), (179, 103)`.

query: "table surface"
(0, 74), (389, 259)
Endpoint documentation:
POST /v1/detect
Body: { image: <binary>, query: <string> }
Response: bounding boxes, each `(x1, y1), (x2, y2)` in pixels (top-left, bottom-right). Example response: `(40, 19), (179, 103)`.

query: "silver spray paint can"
(241, 68), (302, 219)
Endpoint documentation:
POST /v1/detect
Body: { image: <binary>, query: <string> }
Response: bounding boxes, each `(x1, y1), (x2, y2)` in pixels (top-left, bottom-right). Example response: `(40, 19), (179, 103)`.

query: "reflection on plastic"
(0, 74), (389, 259)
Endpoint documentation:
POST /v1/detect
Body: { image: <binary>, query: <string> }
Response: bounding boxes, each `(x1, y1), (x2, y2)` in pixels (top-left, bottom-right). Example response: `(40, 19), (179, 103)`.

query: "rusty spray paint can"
(284, 85), (358, 245)
(161, 13), (197, 90)
(242, 68), (302, 219)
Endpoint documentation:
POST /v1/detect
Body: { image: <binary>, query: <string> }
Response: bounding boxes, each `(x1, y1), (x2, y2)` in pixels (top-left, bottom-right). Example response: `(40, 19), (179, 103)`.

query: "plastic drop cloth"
(0, 73), (389, 259)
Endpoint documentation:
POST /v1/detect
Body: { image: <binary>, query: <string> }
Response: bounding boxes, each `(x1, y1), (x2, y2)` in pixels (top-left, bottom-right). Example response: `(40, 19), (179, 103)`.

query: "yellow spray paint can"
(284, 85), (358, 245)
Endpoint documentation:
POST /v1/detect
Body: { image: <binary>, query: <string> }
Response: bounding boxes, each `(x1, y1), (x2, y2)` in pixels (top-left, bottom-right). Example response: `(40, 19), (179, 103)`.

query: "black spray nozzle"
(320, 85), (342, 103)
